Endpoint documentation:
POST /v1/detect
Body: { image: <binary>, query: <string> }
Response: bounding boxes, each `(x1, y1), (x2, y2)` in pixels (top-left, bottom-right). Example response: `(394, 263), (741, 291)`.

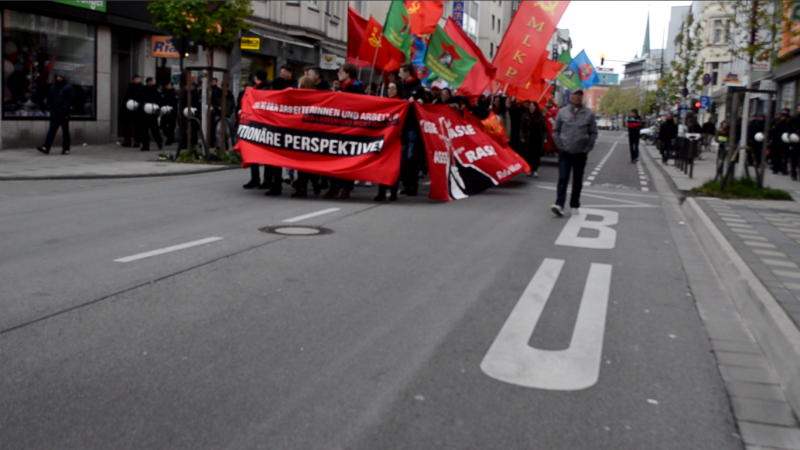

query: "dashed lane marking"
(114, 237), (224, 263)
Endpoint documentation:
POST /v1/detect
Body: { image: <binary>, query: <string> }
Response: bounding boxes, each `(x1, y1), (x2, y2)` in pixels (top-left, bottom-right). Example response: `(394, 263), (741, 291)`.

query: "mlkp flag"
(568, 50), (601, 90)
(492, 1), (570, 87)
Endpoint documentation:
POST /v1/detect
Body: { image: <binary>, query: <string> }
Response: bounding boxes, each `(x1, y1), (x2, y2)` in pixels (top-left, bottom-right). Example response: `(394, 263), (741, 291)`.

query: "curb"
(0, 165), (239, 181)
(682, 197), (800, 415)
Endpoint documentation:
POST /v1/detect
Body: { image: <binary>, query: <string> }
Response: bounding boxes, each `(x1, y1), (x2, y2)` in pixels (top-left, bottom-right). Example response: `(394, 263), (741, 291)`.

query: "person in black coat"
(627, 109), (643, 162)
(272, 65), (298, 91)
(520, 102), (547, 177)
(770, 110), (792, 175)
(161, 82), (179, 146)
(242, 69), (280, 192)
(396, 63), (424, 197)
(139, 77), (164, 151)
(37, 73), (75, 155)
(657, 114), (678, 163)
(323, 62), (364, 199)
(308, 66), (331, 91)
(121, 74), (143, 147)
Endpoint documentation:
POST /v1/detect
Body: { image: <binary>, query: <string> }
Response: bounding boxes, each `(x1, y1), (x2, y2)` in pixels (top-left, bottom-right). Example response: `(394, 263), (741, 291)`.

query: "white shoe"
(533, 171), (539, 178)
(572, 208), (580, 216)
(365, 181), (373, 187)
(551, 204), (564, 217)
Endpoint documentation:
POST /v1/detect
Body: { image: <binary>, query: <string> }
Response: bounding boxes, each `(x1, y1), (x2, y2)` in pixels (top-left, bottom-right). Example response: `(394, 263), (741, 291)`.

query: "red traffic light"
(694, 102), (701, 108)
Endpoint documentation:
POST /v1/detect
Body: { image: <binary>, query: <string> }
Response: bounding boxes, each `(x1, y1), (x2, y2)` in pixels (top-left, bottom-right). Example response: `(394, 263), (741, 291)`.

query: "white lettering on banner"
(481, 258), (613, 390)
(433, 151), (449, 164)
(496, 164), (523, 179)
(555, 208), (619, 249)
(420, 120), (439, 134)
(237, 125), (383, 156)
(464, 145), (498, 163)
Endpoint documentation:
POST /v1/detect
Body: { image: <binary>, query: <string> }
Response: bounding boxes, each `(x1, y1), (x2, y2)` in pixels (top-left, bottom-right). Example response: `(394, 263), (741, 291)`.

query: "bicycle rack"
(175, 115), (210, 162)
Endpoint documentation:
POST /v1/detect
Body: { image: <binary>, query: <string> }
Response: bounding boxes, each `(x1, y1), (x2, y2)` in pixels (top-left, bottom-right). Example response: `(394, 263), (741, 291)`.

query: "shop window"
(240, 55), (275, 92)
(3, 10), (96, 119)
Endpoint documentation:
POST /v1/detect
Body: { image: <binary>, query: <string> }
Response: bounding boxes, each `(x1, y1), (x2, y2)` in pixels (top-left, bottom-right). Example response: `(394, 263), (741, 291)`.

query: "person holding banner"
(290, 76), (323, 198)
(397, 64), (426, 196)
(323, 63), (364, 199)
(242, 69), (276, 190)
(551, 89), (597, 217)
(375, 82), (401, 202)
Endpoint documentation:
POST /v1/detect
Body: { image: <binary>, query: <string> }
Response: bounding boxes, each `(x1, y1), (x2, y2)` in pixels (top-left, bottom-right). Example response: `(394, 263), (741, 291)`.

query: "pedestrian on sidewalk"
(770, 110), (792, 175)
(37, 73), (75, 155)
(139, 77), (163, 152)
(161, 82), (179, 146)
(121, 75), (143, 148)
(550, 89), (597, 217)
(627, 109), (642, 162)
(657, 113), (678, 163)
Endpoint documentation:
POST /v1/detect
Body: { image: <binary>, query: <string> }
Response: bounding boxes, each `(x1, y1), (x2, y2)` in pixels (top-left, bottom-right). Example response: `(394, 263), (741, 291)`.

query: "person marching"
(37, 73), (75, 155)
(550, 89), (598, 217)
(520, 101), (546, 178)
(291, 76), (323, 198)
(627, 109), (642, 163)
(242, 69), (274, 190)
(323, 62), (364, 199)
(396, 64), (426, 197)
(139, 77), (164, 151)
(375, 82), (401, 201)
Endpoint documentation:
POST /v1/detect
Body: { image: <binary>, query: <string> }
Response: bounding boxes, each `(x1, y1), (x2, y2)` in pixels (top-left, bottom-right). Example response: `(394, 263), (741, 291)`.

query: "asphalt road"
(0, 131), (741, 449)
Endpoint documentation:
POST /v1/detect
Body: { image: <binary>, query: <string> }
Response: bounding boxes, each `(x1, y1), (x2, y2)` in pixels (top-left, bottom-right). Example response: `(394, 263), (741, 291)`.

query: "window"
(498, 19), (501, 32)
(490, 42), (494, 57)
(352, 0), (363, 14)
(713, 19), (729, 44)
(463, 1), (479, 40)
(3, 10), (96, 119)
(325, 0), (330, 14)
(308, 0), (318, 10)
(492, 15), (495, 30)
(712, 62), (719, 85)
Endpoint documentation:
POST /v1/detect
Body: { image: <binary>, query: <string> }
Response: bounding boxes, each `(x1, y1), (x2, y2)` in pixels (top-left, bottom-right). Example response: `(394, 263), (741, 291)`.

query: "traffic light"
(601, 54), (605, 65)
(694, 101), (701, 109)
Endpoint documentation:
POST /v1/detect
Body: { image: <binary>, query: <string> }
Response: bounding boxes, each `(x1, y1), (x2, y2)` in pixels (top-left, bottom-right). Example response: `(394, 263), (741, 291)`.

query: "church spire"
(642, 10), (651, 57)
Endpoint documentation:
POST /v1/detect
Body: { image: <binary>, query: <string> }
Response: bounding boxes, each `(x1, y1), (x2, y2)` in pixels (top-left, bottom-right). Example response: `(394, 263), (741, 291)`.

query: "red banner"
(415, 104), (527, 201)
(464, 110), (531, 175)
(493, 1), (569, 87)
(235, 89), (410, 185)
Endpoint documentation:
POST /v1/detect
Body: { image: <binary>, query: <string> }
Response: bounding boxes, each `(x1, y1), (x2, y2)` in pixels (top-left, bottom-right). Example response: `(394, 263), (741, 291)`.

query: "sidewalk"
(643, 141), (800, 448)
(0, 143), (236, 180)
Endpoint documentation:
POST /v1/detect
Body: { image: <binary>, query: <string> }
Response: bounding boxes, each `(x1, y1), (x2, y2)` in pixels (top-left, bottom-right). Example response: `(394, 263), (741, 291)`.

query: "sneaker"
(551, 204), (564, 217)
(36, 146), (49, 154)
(61, 150), (70, 155)
(572, 208), (580, 216)
(258, 181), (271, 190)
(533, 171), (539, 178)
(243, 180), (260, 189)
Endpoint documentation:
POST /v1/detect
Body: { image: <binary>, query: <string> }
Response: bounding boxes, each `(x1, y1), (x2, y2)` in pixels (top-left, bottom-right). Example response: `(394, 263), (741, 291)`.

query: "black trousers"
(161, 115), (176, 144)
(44, 117), (70, 151)
(121, 110), (136, 143)
(629, 136), (639, 161)
(140, 115), (162, 150)
(294, 172), (320, 192)
(556, 152), (587, 208)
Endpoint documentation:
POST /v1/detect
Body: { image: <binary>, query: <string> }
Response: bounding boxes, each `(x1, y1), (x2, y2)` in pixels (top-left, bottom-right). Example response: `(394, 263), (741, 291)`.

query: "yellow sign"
(241, 37), (260, 50)
(151, 36), (180, 58)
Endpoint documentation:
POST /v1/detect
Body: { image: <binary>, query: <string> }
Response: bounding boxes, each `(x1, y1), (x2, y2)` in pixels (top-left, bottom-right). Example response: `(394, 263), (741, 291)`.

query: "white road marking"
(587, 176), (596, 181)
(762, 259), (798, 268)
(744, 241), (777, 248)
(282, 207), (341, 223)
(734, 229), (761, 235)
(721, 217), (747, 223)
(481, 259), (613, 391)
(773, 269), (800, 279)
(739, 235), (768, 241)
(783, 282), (800, 291)
(583, 142), (617, 187)
(114, 237), (224, 263)
(556, 208), (618, 249)
(641, 187), (650, 192)
(752, 249), (786, 257)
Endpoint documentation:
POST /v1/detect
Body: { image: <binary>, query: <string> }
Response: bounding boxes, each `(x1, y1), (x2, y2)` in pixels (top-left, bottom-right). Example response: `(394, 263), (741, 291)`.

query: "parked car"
(640, 126), (658, 143)
(597, 117), (612, 130)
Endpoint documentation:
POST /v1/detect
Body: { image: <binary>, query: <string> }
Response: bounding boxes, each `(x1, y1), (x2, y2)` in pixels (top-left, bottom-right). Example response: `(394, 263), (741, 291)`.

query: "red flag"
(493, 1), (569, 87)
(443, 18), (496, 100)
(358, 16), (406, 72)
(543, 107), (558, 154)
(405, 1), (444, 35)
(347, 6), (371, 67)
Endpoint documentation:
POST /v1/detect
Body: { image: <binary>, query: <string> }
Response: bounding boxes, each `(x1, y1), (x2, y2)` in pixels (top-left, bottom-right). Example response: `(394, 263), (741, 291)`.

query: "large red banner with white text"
(235, 89), (410, 185)
(414, 104), (527, 201)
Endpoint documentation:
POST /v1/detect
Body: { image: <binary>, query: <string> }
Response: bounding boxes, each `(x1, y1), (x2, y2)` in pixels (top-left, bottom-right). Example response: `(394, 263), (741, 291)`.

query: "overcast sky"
(558, 1), (693, 75)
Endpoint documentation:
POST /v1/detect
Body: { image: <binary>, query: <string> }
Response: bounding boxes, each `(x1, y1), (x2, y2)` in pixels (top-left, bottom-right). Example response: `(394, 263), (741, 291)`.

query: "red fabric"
(464, 110), (531, 175)
(235, 88), (410, 185)
(507, 79), (550, 103)
(358, 16), (406, 72)
(543, 107), (558, 153)
(493, 1), (569, 87)
(443, 18), (496, 100)
(347, 7), (371, 67)
(405, 1), (443, 35)
(415, 104), (527, 201)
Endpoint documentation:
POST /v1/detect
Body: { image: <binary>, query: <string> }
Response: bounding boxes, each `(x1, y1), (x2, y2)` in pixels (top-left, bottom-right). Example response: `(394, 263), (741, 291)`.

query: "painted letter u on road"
(480, 258), (613, 391)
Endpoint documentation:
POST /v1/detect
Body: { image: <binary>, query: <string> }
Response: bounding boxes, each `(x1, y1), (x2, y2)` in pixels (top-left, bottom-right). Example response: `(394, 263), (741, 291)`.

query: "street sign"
(241, 37), (260, 50)
(453, 1), (465, 26)
(702, 73), (712, 85)
(681, 88), (689, 97)
(699, 95), (710, 110)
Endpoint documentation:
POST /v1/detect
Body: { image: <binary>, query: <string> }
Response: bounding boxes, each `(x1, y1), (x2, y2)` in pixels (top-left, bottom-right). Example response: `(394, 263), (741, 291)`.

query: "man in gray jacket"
(551, 89), (598, 216)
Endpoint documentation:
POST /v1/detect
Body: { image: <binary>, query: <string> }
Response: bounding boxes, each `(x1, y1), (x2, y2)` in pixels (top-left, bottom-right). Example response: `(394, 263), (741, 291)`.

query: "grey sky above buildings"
(558, 1), (693, 76)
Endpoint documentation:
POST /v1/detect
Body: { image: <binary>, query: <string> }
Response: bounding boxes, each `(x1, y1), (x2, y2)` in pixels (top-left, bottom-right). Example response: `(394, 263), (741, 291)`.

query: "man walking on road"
(37, 73), (75, 155)
(627, 109), (642, 162)
(550, 89), (597, 217)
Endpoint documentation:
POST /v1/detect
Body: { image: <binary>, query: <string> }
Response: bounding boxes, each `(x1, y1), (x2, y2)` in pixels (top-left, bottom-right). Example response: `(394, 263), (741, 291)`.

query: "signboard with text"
(151, 36), (180, 59)
(51, 0), (106, 12)
(452, 1), (464, 27)
(241, 37), (260, 51)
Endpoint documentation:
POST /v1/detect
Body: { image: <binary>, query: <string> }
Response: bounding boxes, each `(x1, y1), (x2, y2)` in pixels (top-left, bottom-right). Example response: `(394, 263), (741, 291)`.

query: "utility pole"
(737, 1), (759, 179)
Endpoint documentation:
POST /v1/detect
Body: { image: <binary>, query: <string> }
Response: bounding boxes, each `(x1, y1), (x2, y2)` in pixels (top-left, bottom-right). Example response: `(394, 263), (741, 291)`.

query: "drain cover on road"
(260, 226), (333, 236)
